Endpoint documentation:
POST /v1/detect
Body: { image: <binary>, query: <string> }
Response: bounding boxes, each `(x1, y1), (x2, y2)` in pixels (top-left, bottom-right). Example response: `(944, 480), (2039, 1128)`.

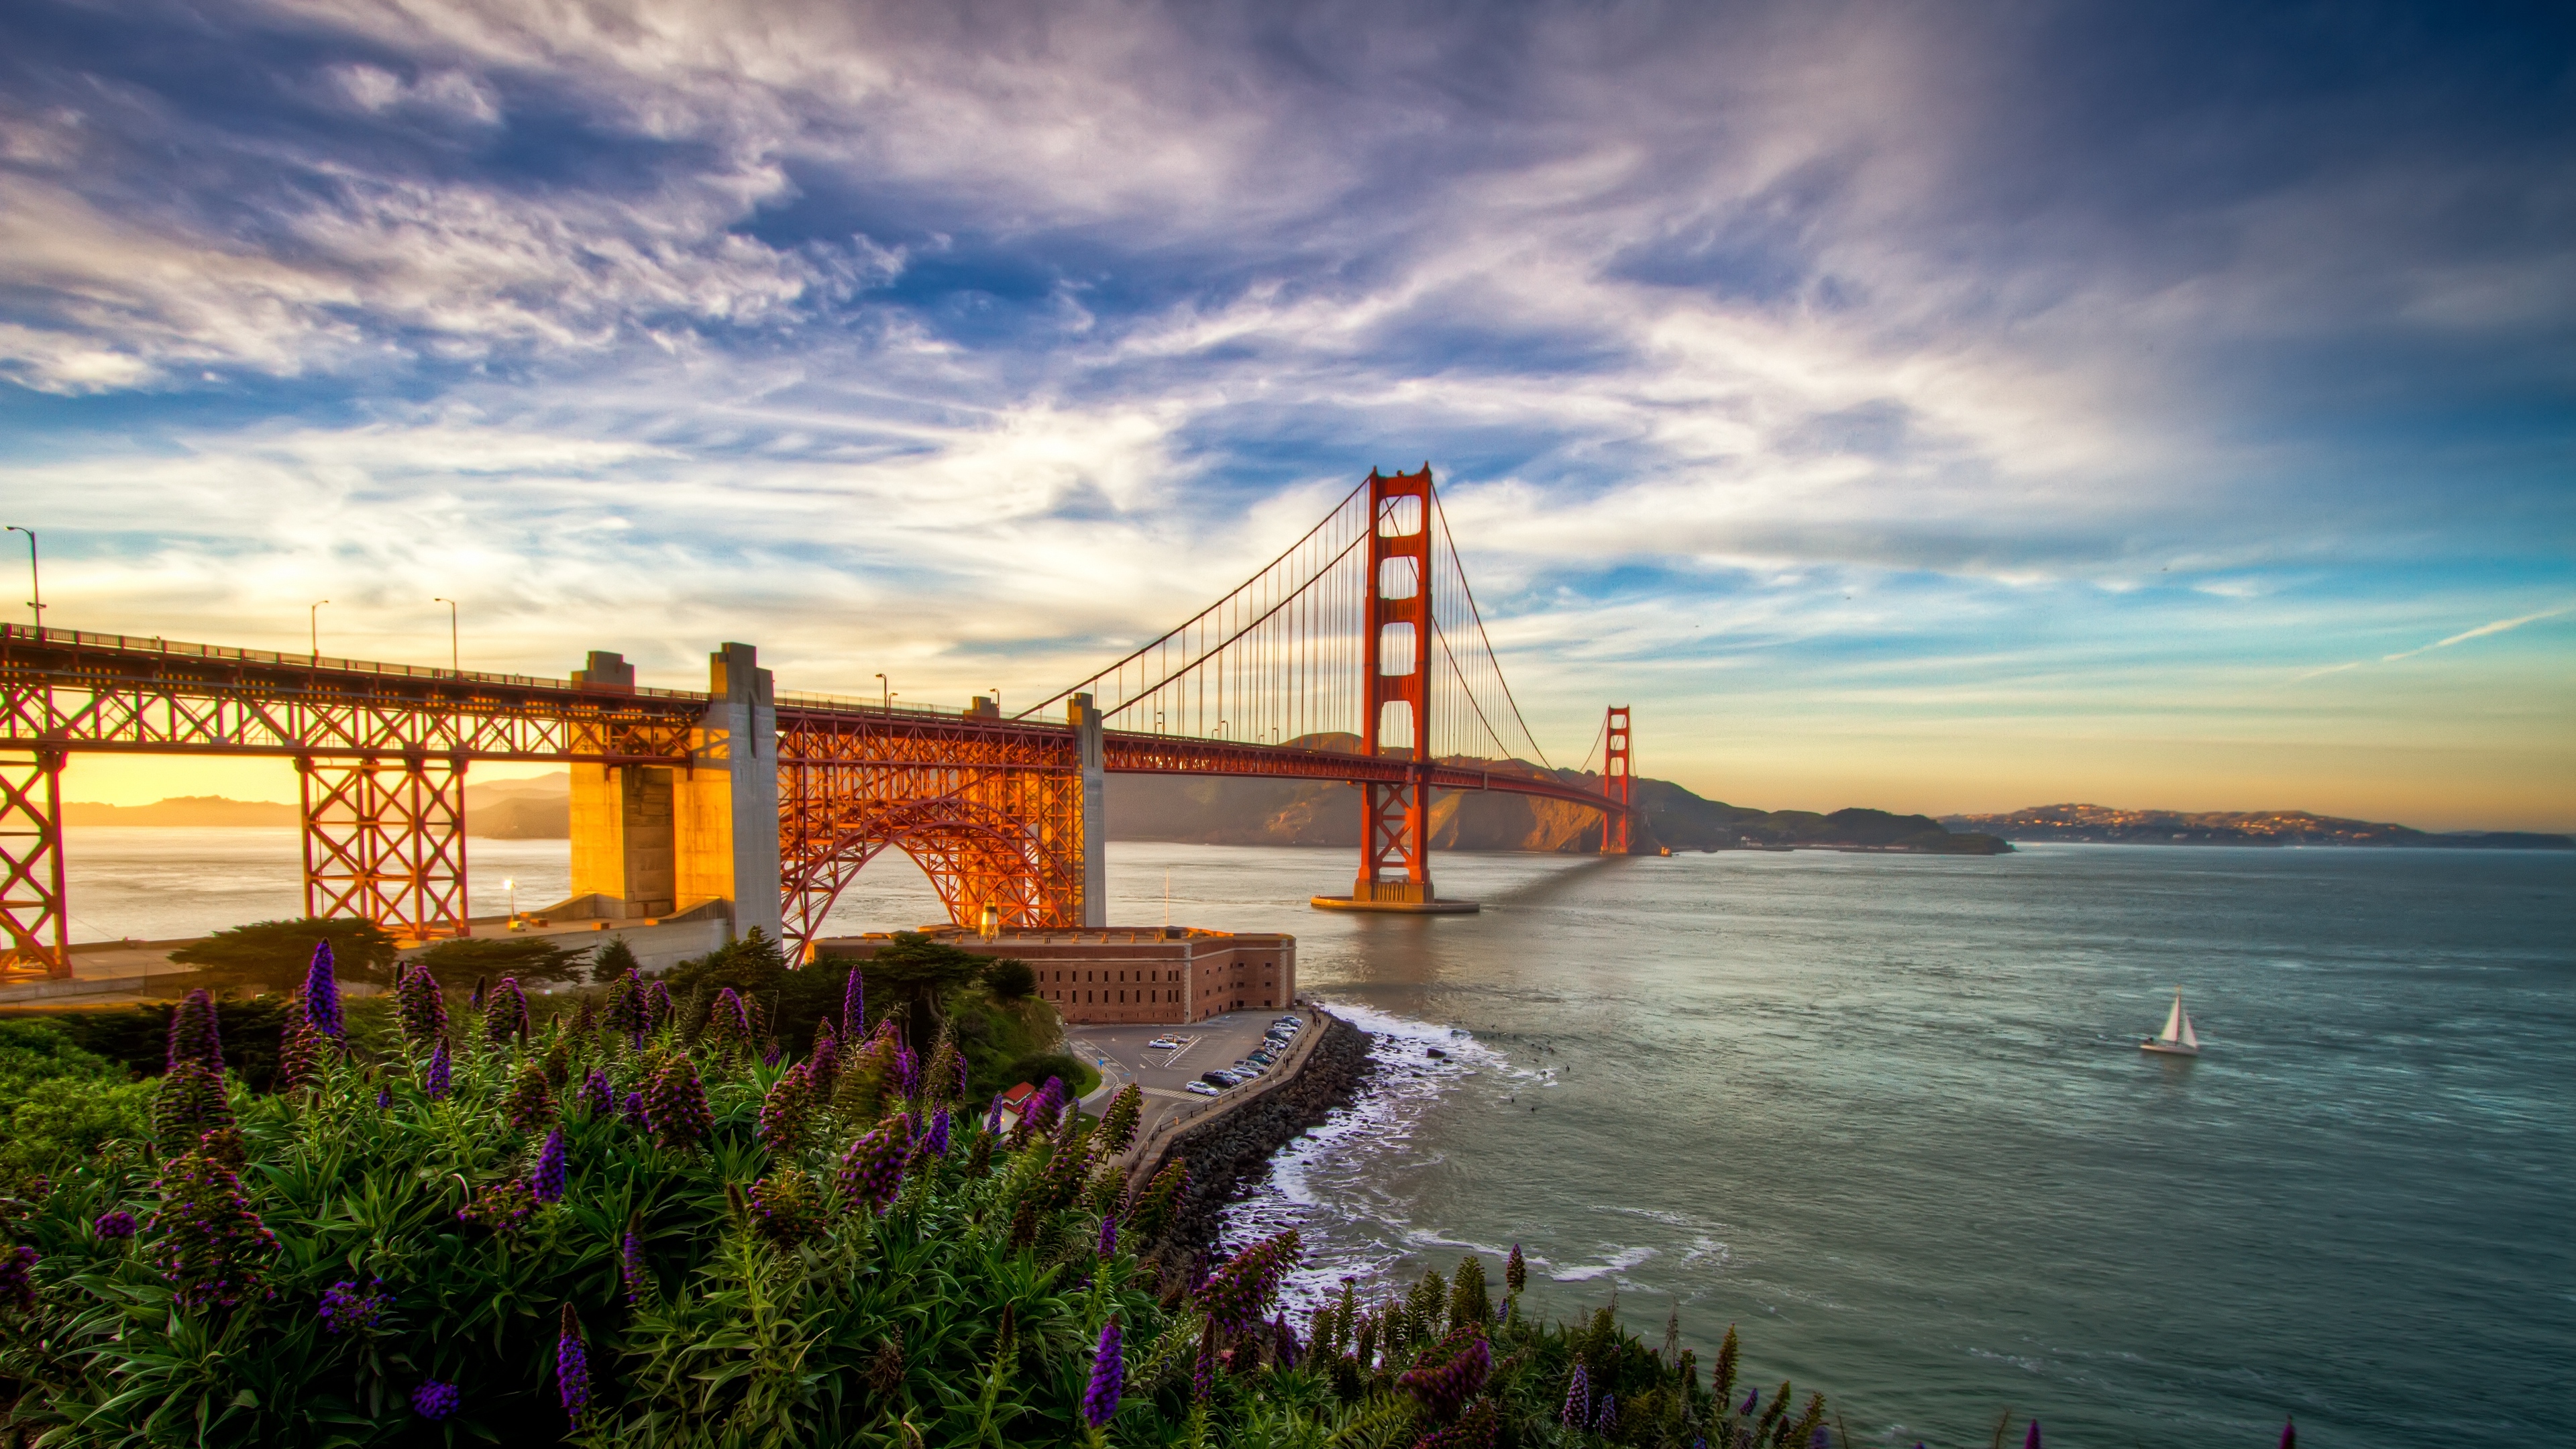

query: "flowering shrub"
(394, 961), (446, 1046)
(317, 1277), (390, 1334)
(0, 991), (1840, 1449)
(143, 1146), (278, 1311)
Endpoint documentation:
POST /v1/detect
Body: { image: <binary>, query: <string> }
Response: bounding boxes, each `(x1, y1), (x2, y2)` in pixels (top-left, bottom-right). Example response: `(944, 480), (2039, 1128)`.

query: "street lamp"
(979, 902), (1000, 941)
(875, 672), (889, 714)
(432, 597), (458, 672)
(309, 600), (330, 660)
(3, 526), (40, 633)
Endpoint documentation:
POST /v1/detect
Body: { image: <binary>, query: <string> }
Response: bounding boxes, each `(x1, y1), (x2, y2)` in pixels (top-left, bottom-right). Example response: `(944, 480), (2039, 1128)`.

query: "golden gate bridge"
(0, 467), (1639, 976)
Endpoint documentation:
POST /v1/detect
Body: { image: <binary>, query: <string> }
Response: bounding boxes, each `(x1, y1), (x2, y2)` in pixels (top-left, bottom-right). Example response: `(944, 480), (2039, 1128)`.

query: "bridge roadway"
(0, 623), (1627, 971)
(0, 623), (1611, 804)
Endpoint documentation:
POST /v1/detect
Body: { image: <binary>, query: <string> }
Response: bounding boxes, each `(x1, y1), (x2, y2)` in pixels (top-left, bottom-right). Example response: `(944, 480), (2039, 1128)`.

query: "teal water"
(1116, 843), (2573, 1448)
(60, 835), (2575, 1444)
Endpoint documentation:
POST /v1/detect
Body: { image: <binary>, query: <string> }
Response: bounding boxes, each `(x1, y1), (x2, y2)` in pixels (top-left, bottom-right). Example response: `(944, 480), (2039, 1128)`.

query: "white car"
(1184, 1080), (1221, 1096)
(1145, 1036), (1185, 1051)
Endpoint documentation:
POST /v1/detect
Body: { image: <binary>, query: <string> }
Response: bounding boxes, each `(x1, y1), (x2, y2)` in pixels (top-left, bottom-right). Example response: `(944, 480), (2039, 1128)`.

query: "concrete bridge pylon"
(564, 643), (781, 941)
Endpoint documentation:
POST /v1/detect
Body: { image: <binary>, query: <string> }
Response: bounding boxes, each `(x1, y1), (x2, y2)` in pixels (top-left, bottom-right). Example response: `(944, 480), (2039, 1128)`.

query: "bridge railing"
(0, 623), (712, 700)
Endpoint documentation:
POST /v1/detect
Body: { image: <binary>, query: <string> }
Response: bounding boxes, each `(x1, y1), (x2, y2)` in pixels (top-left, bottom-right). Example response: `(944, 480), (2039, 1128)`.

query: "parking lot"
(1066, 1007), (1311, 1135)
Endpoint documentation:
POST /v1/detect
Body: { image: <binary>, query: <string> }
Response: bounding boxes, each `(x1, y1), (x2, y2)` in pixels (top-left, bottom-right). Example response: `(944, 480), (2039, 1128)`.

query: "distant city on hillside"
(1940, 804), (2571, 850)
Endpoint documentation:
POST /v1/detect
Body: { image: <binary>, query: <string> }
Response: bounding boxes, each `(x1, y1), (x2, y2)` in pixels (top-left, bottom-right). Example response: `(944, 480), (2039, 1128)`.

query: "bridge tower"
(1602, 704), (1634, 853)
(1316, 466), (1478, 912)
(1357, 466), (1434, 902)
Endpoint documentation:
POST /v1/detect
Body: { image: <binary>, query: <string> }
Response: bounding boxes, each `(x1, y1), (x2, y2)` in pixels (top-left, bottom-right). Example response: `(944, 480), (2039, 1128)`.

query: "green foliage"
(27, 995), (300, 1086)
(591, 936), (641, 985)
(985, 957), (1037, 1000)
(166, 916), (400, 991)
(0, 1020), (151, 1191)
(411, 932), (595, 989)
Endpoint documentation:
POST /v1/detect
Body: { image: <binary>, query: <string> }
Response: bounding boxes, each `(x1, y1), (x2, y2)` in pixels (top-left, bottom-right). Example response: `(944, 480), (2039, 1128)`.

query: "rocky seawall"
(1134, 1010), (1374, 1282)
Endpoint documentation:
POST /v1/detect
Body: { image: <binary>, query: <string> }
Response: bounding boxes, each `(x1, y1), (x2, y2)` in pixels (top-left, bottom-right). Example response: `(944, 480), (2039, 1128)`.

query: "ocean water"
(1121, 844), (2573, 1448)
(56, 833), (2575, 1444)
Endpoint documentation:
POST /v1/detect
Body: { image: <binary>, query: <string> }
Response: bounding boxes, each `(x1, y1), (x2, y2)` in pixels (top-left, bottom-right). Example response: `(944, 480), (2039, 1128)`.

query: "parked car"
(1184, 1080), (1220, 1096)
(1201, 1071), (1239, 1087)
(1246, 1051), (1276, 1067)
(1145, 1036), (1185, 1051)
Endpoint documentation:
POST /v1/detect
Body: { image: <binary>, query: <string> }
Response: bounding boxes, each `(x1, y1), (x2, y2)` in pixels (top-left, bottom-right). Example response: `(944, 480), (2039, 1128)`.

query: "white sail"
(2159, 994), (2184, 1044)
(2179, 1008), (2199, 1051)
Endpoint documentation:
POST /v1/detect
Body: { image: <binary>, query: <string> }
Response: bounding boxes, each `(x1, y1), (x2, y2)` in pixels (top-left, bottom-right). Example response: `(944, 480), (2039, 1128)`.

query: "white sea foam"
(1214, 998), (1509, 1311)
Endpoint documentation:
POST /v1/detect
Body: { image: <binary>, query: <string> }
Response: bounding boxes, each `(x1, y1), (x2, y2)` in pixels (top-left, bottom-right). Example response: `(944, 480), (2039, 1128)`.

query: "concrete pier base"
(1308, 895), (1481, 914)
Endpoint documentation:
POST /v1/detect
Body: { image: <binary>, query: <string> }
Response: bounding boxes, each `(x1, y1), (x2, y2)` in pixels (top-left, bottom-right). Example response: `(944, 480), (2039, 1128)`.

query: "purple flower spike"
(620, 1220), (649, 1303)
(1081, 1318), (1124, 1428)
(621, 1089), (647, 1128)
(411, 1380), (460, 1421)
(531, 1126), (569, 1204)
(555, 1303), (590, 1424)
(841, 967), (863, 1038)
(894, 1044), (920, 1100)
(2025, 1423), (2043, 1449)
(1739, 1387), (1759, 1416)
(2279, 1421), (2296, 1449)
(582, 1068), (613, 1118)
(425, 1041), (451, 1101)
(984, 1091), (1006, 1134)
(166, 987), (222, 1073)
(1593, 1390), (1616, 1433)
(1811, 1430), (1833, 1448)
(926, 1106), (951, 1158)
(375, 1087), (391, 1110)
(1097, 1214), (1116, 1258)
(1562, 1364), (1591, 1426)
(93, 1209), (136, 1240)
(302, 940), (343, 1038)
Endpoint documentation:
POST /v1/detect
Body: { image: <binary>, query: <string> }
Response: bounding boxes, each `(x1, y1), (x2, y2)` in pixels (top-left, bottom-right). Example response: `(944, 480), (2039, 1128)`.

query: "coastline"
(1122, 1006), (1375, 1282)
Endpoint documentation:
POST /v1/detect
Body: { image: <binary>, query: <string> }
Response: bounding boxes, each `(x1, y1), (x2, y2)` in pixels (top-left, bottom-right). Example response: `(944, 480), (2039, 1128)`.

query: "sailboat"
(2141, 989), (2201, 1057)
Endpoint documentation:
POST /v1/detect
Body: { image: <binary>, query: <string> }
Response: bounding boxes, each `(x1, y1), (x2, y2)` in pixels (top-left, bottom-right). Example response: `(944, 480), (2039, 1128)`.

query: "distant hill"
(64, 796), (297, 828)
(1110, 734), (2011, 855)
(65, 773), (573, 839)
(1940, 803), (2573, 850)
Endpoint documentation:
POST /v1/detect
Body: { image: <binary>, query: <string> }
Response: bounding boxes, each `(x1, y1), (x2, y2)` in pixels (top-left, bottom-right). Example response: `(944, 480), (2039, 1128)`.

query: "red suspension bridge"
(0, 466), (1639, 976)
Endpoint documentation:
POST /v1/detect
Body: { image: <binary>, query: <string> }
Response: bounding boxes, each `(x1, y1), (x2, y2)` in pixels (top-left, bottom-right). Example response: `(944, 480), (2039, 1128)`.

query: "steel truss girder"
(0, 747), (69, 977)
(299, 755), (471, 941)
(0, 628), (696, 763)
(776, 757), (1084, 958)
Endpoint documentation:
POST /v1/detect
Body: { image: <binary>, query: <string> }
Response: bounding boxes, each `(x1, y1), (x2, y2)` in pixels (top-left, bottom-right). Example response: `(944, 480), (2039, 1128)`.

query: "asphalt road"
(1067, 1007), (1307, 1134)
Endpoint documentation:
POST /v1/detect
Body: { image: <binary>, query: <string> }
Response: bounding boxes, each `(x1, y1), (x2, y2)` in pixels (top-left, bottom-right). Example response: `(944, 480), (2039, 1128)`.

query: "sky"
(3, 0), (2571, 830)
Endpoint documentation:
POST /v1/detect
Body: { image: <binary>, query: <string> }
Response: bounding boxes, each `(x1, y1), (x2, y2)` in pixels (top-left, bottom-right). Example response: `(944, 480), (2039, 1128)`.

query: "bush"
(0, 958), (1830, 1449)
(27, 996), (301, 1087)
(411, 934), (594, 990)
(985, 957), (1036, 1000)
(166, 917), (399, 991)
(0, 1020), (150, 1191)
(590, 937), (640, 985)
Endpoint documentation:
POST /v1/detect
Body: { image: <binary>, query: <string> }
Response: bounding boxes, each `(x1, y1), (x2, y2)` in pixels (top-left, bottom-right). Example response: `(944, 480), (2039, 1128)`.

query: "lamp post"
(875, 672), (888, 714)
(309, 600), (330, 661)
(432, 597), (458, 672)
(3, 526), (40, 633)
(979, 902), (1000, 941)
